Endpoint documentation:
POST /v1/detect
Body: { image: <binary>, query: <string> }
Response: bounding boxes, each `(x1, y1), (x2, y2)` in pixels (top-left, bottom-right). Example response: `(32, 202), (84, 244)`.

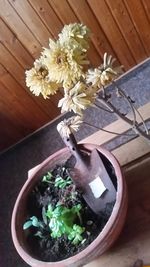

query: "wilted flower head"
(25, 59), (60, 99)
(58, 82), (96, 115)
(42, 39), (88, 88)
(25, 23), (125, 137)
(57, 116), (83, 137)
(59, 23), (90, 51)
(86, 68), (102, 88)
(86, 53), (123, 88)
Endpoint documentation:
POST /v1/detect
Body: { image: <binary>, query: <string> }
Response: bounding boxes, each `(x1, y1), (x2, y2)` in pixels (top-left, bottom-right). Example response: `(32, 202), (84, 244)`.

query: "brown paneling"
(0, 113), (23, 151)
(0, 19), (34, 68)
(0, 82), (33, 135)
(124, 0), (150, 55)
(87, 0), (136, 68)
(142, 0), (150, 22)
(0, 0), (149, 151)
(9, 0), (52, 45)
(28, 0), (63, 38)
(0, 43), (60, 118)
(0, 0), (41, 58)
(106, 0), (147, 62)
(0, 64), (49, 127)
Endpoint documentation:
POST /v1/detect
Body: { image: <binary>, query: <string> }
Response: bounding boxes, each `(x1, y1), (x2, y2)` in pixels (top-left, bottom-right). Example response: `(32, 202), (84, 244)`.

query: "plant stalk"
(112, 81), (149, 135)
(83, 121), (135, 137)
(98, 97), (150, 143)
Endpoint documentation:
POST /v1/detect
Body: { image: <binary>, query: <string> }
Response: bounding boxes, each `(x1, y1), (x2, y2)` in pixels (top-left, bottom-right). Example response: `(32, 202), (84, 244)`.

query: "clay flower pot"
(11, 144), (128, 267)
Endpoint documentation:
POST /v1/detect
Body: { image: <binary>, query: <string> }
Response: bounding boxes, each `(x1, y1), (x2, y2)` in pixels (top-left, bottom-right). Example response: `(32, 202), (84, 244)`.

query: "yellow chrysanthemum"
(86, 53), (123, 88)
(59, 23), (90, 51)
(57, 115), (83, 137)
(58, 82), (96, 115)
(25, 59), (60, 99)
(42, 39), (88, 88)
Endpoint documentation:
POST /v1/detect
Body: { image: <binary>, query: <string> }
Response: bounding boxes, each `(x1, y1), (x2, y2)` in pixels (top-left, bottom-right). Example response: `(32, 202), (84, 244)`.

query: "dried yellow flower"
(86, 53), (123, 88)
(25, 59), (59, 99)
(57, 116), (83, 137)
(86, 68), (102, 88)
(25, 23), (125, 136)
(59, 23), (90, 51)
(42, 39), (88, 88)
(58, 82), (96, 115)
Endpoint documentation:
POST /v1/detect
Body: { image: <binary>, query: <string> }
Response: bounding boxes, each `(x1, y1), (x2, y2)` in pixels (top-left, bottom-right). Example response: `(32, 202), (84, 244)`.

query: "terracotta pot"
(11, 144), (128, 267)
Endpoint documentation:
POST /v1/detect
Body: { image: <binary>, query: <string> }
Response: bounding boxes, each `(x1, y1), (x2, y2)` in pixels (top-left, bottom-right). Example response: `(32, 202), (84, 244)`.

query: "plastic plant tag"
(89, 176), (107, 198)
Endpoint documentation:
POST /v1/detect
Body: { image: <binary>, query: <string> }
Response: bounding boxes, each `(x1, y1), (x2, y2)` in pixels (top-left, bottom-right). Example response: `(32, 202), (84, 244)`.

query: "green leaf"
(23, 220), (32, 230)
(49, 218), (64, 238)
(31, 216), (39, 227)
(46, 204), (53, 219)
(54, 176), (72, 189)
(47, 171), (53, 178)
(42, 172), (53, 183)
(42, 207), (47, 224)
(45, 203), (84, 244)
(69, 224), (85, 245)
(52, 206), (64, 217)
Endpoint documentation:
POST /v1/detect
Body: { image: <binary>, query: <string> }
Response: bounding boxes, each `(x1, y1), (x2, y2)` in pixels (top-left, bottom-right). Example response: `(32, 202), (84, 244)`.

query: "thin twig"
(112, 81), (149, 135)
(96, 98), (114, 112)
(112, 81), (137, 127)
(83, 121), (136, 137)
(133, 103), (149, 135)
(93, 102), (114, 113)
(98, 97), (150, 142)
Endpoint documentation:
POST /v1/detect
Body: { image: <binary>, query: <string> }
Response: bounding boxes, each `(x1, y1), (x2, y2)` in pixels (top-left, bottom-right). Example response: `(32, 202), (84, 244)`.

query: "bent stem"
(93, 103), (114, 113)
(83, 121), (135, 137)
(112, 81), (149, 135)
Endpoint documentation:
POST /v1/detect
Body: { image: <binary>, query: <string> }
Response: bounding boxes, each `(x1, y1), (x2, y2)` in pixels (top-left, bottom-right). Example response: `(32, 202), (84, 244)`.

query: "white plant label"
(89, 176), (107, 198)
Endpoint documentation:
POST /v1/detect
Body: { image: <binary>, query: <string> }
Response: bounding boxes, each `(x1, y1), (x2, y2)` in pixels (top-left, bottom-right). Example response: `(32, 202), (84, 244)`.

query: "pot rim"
(11, 143), (125, 266)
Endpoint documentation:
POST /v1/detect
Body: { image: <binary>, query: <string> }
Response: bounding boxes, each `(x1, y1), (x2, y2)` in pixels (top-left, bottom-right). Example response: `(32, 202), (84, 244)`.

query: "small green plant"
(68, 224), (85, 245)
(42, 171), (53, 183)
(42, 168), (72, 189)
(45, 204), (85, 244)
(55, 175), (72, 189)
(23, 204), (85, 245)
(23, 166), (86, 246)
(23, 208), (49, 239)
(23, 216), (44, 230)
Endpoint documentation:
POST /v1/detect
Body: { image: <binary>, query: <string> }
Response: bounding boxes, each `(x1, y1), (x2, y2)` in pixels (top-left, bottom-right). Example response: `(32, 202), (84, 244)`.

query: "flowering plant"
(26, 23), (149, 142)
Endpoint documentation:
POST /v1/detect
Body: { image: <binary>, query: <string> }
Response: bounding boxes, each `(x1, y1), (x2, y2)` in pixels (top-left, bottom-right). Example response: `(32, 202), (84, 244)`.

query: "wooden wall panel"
(87, 0), (136, 68)
(28, 0), (63, 38)
(124, 0), (150, 55)
(0, 65), (49, 127)
(0, 0), (149, 152)
(106, 0), (147, 62)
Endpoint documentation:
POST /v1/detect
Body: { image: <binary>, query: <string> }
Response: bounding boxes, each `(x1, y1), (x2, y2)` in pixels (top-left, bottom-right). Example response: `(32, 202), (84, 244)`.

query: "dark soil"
(25, 153), (116, 262)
